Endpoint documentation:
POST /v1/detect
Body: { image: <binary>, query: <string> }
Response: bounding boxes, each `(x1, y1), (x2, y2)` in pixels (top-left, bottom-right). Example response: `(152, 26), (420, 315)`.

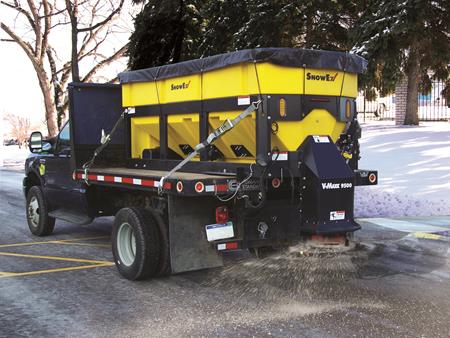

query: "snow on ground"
(0, 145), (28, 171)
(355, 121), (450, 217)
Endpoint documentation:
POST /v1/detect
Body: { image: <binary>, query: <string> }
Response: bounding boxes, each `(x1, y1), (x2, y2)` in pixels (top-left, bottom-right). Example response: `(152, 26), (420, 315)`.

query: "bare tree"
(4, 113), (31, 147)
(0, 1), (130, 137)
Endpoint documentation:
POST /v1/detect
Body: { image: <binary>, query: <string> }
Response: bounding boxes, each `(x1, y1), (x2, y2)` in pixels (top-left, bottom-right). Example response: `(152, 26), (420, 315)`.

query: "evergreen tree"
(302, 0), (363, 51)
(352, 0), (450, 125)
(199, 0), (250, 56)
(127, 0), (205, 70)
(199, 0), (305, 54)
(232, 0), (304, 49)
(127, 0), (362, 65)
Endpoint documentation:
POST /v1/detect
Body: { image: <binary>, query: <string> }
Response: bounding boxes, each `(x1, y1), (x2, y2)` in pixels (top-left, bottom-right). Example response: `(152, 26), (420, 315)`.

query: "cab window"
(56, 122), (71, 154)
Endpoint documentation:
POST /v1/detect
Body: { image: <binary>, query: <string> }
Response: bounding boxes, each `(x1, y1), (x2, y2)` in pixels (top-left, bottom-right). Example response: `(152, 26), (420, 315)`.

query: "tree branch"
(40, 0), (52, 62)
(26, 0), (42, 57)
(78, 31), (109, 61)
(78, 0), (124, 32)
(82, 44), (127, 82)
(0, 0), (37, 33)
(0, 22), (38, 65)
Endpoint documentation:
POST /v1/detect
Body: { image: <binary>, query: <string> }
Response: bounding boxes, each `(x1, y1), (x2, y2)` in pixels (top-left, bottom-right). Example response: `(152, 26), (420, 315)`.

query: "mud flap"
(168, 195), (223, 273)
(299, 135), (360, 234)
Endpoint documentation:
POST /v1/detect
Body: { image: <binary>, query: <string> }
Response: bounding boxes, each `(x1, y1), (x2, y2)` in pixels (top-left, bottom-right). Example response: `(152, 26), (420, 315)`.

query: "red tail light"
(195, 181), (205, 193)
(215, 206), (229, 223)
(272, 177), (281, 188)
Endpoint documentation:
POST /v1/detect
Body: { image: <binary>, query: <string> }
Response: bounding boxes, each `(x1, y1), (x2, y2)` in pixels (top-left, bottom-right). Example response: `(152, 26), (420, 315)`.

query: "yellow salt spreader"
(66, 48), (377, 279)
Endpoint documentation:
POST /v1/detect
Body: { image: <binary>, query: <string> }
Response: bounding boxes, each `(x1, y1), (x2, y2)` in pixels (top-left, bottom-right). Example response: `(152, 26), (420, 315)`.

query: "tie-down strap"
(158, 100), (261, 192)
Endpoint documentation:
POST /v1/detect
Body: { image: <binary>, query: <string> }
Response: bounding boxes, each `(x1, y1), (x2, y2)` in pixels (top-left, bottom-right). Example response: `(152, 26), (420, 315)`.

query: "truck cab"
(24, 121), (90, 236)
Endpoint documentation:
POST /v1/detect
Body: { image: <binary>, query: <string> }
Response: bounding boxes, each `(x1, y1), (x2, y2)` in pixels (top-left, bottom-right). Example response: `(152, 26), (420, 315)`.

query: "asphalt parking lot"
(1, 169), (450, 337)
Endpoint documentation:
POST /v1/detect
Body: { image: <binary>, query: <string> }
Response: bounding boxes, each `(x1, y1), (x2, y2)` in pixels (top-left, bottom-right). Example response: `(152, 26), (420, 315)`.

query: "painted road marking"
(0, 236), (109, 248)
(411, 232), (450, 241)
(411, 232), (448, 240)
(0, 272), (16, 276)
(0, 236), (114, 278)
(358, 218), (449, 233)
(0, 251), (112, 264)
(52, 241), (110, 248)
(0, 263), (114, 279)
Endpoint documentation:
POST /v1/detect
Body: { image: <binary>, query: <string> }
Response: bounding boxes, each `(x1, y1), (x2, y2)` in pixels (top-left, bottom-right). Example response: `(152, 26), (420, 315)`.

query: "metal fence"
(356, 80), (450, 122)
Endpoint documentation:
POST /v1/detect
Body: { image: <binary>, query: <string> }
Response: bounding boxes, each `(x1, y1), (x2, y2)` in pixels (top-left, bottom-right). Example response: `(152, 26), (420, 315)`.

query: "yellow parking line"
(0, 236), (109, 248)
(0, 263), (114, 279)
(0, 271), (17, 277)
(57, 236), (110, 243)
(0, 251), (113, 265)
(52, 241), (110, 248)
(412, 232), (447, 240)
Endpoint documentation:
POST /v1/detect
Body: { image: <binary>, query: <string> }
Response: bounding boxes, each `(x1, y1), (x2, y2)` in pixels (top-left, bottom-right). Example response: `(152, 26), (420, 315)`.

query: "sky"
(0, 43), (44, 122)
(0, 1), (138, 127)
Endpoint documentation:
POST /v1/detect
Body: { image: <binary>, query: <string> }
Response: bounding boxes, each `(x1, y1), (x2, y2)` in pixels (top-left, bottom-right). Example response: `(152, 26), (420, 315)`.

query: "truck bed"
(74, 166), (239, 196)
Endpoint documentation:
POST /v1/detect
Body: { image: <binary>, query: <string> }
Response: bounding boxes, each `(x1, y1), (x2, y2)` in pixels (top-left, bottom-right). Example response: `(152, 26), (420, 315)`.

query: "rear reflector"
(217, 242), (239, 251)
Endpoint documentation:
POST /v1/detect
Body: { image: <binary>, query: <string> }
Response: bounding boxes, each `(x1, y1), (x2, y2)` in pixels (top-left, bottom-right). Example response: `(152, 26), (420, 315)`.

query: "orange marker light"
(279, 98), (286, 117)
(345, 99), (352, 119)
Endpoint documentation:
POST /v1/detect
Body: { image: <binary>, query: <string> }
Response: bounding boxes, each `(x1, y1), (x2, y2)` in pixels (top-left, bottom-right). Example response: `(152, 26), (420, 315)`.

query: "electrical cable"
(215, 163), (254, 202)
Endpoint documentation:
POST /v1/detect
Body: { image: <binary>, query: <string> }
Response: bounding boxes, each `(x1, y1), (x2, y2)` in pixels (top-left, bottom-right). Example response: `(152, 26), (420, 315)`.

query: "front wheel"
(26, 186), (55, 236)
(112, 207), (160, 280)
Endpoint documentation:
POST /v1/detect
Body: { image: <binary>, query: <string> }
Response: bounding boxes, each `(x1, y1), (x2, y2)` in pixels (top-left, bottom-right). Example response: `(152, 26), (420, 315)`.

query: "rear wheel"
(26, 186), (55, 236)
(112, 207), (160, 280)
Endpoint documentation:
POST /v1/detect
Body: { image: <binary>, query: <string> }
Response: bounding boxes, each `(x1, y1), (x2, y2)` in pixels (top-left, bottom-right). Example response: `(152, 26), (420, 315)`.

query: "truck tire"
(26, 186), (55, 236)
(112, 207), (160, 280)
(147, 209), (171, 277)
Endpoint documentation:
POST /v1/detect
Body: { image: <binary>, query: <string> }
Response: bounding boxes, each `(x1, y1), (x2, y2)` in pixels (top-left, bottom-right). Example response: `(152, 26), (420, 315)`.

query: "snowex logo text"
(171, 80), (191, 91)
(306, 72), (338, 82)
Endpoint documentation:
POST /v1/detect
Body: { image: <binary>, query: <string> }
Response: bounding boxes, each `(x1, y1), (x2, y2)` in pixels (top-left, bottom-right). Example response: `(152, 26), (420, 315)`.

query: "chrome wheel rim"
(28, 196), (40, 227)
(117, 222), (136, 266)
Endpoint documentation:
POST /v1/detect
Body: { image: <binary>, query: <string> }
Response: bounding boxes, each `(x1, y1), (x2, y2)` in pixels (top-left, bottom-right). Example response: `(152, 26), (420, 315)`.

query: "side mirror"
(29, 131), (43, 153)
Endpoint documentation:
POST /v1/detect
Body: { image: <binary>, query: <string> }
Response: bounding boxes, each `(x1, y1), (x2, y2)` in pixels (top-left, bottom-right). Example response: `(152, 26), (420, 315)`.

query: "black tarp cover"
(119, 48), (367, 84)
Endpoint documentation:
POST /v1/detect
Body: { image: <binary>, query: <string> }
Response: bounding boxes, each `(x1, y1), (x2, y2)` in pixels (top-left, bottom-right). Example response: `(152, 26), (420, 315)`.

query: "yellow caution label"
(343, 152), (353, 159)
(39, 164), (45, 176)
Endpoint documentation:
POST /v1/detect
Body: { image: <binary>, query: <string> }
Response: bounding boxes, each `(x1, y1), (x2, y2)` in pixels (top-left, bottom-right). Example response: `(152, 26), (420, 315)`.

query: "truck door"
(43, 122), (86, 212)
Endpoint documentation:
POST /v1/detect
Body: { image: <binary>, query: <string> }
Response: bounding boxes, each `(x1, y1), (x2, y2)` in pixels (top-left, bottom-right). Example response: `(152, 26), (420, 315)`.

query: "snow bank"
(355, 121), (450, 217)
